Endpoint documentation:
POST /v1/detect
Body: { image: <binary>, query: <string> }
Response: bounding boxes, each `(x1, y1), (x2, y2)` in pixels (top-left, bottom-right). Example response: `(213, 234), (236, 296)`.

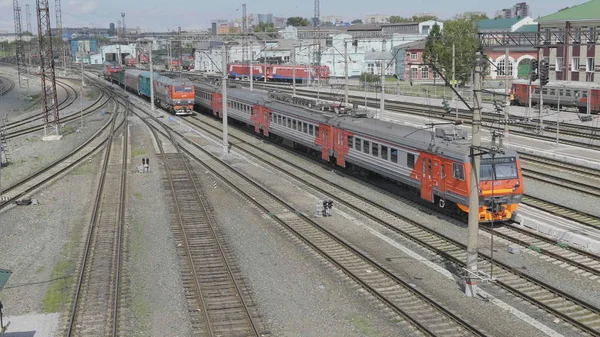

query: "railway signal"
(539, 60), (549, 86)
(529, 59), (538, 82)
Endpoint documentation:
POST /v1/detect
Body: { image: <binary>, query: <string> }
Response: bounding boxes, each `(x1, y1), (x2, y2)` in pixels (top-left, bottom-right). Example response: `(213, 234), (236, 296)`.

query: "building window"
(410, 52), (418, 60)
(497, 59), (513, 77)
(368, 63), (375, 74)
(410, 67), (418, 80)
(421, 66), (429, 79)
(556, 57), (563, 72)
(587, 57), (595, 72)
(572, 57), (580, 71)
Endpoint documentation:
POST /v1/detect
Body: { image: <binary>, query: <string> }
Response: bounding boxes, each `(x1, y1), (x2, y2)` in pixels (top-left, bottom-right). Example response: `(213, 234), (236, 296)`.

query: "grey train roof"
(192, 80), (517, 161)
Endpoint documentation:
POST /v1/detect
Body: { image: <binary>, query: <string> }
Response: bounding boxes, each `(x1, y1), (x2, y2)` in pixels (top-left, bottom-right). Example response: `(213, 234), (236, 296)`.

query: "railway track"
(6, 82), (109, 139)
(178, 113), (600, 336)
(135, 110), (487, 337)
(66, 105), (128, 337)
(147, 125), (266, 336)
(235, 82), (600, 148)
(0, 75), (15, 96)
(0, 90), (118, 211)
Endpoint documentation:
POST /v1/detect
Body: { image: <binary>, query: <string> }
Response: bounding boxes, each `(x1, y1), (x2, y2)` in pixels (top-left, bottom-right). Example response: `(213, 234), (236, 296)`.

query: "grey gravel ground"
(123, 116), (192, 337)
(186, 112), (598, 337)
(187, 158), (416, 337)
(0, 153), (101, 321)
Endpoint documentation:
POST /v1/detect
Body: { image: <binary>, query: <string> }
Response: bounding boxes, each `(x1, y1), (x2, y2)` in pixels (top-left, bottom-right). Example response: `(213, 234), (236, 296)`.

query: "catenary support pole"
(149, 43), (155, 110)
(380, 39), (385, 119)
(249, 40), (253, 92)
(80, 85), (83, 129)
(452, 43), (458, 120)
(465, 51), (483, 298)
(222, 43), (228, 154)
(503, 47), (510, 147)
(292, 43), (296, 97)
(344, 40), (349, 108)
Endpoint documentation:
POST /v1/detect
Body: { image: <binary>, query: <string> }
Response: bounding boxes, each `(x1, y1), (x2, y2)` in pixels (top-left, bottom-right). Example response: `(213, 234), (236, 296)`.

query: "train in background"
(103, 68), (195, 115)
(192, 81), (524, 223)
(164, 55), (195, 71)
(227, 63), (330, 82)
(101, 63), (123, 78)
(511, 79), (600, 113)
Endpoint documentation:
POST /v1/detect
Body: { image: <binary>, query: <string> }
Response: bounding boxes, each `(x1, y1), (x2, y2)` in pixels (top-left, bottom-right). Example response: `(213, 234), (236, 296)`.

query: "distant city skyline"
(0, 0), (577, 33)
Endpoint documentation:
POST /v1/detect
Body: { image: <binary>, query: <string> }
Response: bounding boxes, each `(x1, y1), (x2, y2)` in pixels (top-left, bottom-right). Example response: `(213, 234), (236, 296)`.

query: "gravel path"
(186, 113), (597, 336)
(122, 116), (193, 336)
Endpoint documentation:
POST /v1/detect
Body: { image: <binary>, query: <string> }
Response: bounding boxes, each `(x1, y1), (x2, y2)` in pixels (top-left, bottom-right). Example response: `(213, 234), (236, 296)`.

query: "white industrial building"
(193, 24), (438, 79)
(85, 44), (138, 64)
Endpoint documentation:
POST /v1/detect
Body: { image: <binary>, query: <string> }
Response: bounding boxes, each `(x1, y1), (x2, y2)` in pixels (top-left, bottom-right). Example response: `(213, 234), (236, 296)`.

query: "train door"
(433, 158), (444, 193)
(420, 154), (434, 202)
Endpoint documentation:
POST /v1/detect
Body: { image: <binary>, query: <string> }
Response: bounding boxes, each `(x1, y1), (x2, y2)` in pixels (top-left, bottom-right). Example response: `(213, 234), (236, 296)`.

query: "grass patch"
(132, 191), (143, 200)
(61, 125), (75, 136)
(71, 161), (94, 176)
(41, 218), (85, 313)
(85, 88), (100, 101)
(35, 266), (45, 274)
(131, 148), (147, 158)
(349, 314), (383, 337)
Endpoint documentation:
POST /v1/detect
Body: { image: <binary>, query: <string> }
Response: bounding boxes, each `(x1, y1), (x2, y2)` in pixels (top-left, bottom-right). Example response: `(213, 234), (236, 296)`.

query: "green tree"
(436, 18), (482, 84)
(254, 22), (277, 32)
(351, 19), (363, 24)
(421, 23), (444, 64)
(389, 16), (412, 23)
(286, 17), (310, 27)
(411, 15), (438, 22)
(359, 72), (380, 83)
(559, 6), (570, 11)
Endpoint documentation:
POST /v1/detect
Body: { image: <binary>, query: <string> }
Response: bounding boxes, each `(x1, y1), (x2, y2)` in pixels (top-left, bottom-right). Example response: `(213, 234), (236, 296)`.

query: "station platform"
(282, 84), (599, 128)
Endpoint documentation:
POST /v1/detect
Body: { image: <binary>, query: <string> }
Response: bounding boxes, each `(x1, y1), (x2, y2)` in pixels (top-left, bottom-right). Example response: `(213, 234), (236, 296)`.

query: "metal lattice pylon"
(13, 0), (29, 98)
(36, 0), (60, 134)
(54, 0), (64, 69)
(0, 114), (10, 165)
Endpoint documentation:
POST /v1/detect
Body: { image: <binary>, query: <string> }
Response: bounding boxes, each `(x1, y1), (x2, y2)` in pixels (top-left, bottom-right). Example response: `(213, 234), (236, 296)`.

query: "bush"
(359, 72), (380, 83)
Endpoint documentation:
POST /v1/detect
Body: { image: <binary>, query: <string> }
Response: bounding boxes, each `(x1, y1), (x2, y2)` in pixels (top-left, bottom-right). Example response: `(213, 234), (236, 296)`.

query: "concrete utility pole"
(465, 52), (483, 298)
(264, 46), (267, 83)
(222, 43), (228, 154)
(80, 47), (85, 86)
(344, 40), (349, 108)
(79, 85), (83, 129)
(249, 40), (253, 91)
(504, 47), (510, 140)
(292, 42), (296, 97)
(380, 39), (386, 119)
(452, 43), (458, 120)
(149, 43), (155, 110)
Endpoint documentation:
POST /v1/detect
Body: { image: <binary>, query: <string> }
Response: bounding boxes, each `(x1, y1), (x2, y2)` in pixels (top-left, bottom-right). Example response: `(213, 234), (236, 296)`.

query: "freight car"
(511, 79), (600, 113)
(114, 69), (195, 115)
(227, 63), (330, 82)
(193, 82), (524, 223)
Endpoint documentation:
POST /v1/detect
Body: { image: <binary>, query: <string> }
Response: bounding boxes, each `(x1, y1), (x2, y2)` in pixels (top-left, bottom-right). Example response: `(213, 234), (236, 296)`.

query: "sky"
(0, 0), (579, 33)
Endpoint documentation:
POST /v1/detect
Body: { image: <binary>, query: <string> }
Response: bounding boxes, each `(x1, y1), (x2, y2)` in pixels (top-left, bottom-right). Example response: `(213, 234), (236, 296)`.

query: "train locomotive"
(511, 79), (600, 113)
(108, 69), (195, 115)
(193, 82), (524, 223)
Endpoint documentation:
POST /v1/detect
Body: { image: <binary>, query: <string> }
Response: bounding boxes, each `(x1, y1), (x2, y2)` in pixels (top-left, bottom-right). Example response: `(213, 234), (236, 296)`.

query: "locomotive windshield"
(480, 157), (518, 181)
(175, 86), (193, 93)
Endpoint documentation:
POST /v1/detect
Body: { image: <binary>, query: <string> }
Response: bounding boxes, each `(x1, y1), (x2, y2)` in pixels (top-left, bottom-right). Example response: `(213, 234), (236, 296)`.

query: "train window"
(534, 88), (540, 94)
(407, 154), (415, 168)
(441, 164), (446, 178)
(583, 91), (588, 98)
(391, 149), (398, 163)
(566, 90), (572, 97)
(270, 114), (274, 122)
(309, 125), (314, 136)
(550, 89), (555, 96)
(355, 138), (362, 151)
(559, 89), (564, 96)
(428, 160), (432, 175)
(287, 118), (291, 128)
(282, 117), (287, 126)
(292, 120), (297, 130)
(422, 158), (426, 173)
(381, 145), (388, 160)
(371, 142), (379, 157)
(542, 88), (547, 95)
(315, 127), (319, 137)
(363, 140), (370, 154)
(278, 115), (282, 124)
(348, 136), (354, 148)
(303, 123), (308, 133)
(453, 163), (465, 180)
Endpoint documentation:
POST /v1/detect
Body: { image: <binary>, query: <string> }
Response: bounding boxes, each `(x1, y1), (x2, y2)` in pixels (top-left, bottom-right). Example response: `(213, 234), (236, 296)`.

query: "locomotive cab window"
(407, 153), (415, 168)
(453, 163), (465, 180)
